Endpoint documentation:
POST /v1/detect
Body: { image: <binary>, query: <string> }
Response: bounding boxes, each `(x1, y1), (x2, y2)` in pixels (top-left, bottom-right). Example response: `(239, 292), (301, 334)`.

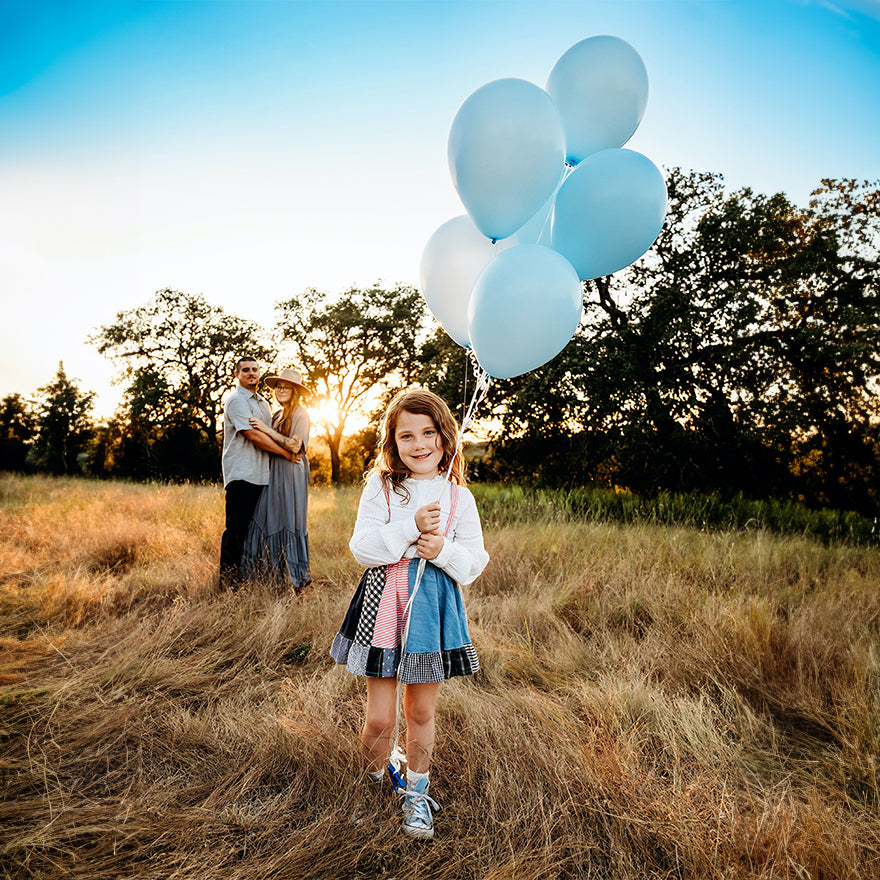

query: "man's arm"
(248, 417), (303, 455)
(242, 428), (292, 460)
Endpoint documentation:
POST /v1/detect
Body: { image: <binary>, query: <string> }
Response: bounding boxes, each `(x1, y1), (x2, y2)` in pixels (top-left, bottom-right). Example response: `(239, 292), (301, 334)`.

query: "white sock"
(406, 768), (429, 788)
(367, 768), (384, 783)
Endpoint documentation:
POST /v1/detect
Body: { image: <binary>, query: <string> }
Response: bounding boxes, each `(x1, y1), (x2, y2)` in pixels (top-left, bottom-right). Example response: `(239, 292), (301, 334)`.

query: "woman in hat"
(241, 368), (311, 591)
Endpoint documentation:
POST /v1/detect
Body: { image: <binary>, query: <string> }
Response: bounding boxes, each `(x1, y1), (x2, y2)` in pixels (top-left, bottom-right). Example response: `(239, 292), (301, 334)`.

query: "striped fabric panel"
(371, 558), (411, 648)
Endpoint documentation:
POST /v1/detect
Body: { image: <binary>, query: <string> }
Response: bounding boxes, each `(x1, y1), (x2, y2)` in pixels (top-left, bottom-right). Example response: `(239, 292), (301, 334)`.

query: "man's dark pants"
(219, 480), (265, 585)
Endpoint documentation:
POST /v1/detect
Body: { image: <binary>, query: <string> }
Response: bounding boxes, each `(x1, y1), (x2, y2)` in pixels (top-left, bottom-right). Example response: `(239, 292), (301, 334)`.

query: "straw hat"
(263, 368), (308, 391)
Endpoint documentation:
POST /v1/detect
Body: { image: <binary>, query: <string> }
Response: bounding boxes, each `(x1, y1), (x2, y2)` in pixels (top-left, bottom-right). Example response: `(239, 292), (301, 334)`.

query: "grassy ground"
(1, 474), (879, 879)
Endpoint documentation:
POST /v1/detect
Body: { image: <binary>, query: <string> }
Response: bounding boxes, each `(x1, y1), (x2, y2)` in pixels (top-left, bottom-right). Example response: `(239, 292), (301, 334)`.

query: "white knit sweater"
(349, 474), (490, 586)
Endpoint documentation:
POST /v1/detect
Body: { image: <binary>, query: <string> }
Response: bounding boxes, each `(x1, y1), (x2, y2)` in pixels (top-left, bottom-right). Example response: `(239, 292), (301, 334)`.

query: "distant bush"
(472, 483), (879, 546)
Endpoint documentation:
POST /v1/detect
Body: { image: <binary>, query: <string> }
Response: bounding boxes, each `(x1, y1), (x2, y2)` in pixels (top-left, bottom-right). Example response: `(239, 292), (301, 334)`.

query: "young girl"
(330, 388), (489, 840)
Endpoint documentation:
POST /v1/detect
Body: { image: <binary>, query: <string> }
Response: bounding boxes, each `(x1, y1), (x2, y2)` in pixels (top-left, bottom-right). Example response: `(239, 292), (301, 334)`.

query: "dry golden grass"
(1, 473), (878, 879)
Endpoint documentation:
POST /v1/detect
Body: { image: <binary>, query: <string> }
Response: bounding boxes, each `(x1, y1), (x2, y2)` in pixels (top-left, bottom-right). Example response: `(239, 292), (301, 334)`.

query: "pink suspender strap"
(444, 483), (458, 536)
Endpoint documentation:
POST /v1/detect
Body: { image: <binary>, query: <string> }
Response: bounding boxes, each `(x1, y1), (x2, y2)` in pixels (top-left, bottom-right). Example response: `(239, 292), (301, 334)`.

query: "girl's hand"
(249, 417), (270, 432)
(415, 501), (441, 534)
(416, 532), (444, 560)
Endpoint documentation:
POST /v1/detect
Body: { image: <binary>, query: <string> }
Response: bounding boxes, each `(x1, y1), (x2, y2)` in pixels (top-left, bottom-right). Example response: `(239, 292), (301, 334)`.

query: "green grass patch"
(473, 483), (878, 545)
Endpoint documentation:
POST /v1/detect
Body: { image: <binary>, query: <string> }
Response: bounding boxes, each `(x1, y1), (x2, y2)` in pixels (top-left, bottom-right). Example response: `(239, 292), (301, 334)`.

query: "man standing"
(219, 356), (292, 587)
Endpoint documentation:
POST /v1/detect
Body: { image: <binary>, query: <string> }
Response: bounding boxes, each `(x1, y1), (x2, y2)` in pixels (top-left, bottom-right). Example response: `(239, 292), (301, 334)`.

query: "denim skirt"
(330, 558), (479, 684)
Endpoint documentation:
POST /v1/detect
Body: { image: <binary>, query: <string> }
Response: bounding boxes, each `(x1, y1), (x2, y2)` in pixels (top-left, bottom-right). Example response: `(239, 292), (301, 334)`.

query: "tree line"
(2, 170), (878, 516)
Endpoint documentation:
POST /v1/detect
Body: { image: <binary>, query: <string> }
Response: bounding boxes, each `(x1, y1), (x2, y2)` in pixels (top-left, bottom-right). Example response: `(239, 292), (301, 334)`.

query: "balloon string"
(462, 349), (469, 424)
(535, 206), (553, 246)
(535, 163), (574, 244)
(460, 349), (491, 435)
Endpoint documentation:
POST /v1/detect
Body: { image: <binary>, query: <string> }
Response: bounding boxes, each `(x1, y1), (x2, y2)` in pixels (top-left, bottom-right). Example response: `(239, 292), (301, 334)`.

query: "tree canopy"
(31, 364), (96, 475)
(490, 171), (880, 513)
(0, 394), (37, 472)
(4, 171), (877, 515)
(275, 283), (426, 483)
(90, 288), (274, 479)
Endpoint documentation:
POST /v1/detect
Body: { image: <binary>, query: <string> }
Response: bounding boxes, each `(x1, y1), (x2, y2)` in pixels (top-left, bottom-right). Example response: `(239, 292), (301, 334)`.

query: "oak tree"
(276, 283), (426, 483)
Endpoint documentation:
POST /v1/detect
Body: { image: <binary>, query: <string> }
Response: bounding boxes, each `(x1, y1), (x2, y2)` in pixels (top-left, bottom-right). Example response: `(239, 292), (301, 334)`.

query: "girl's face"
(274, 381), (295, 404)
(394, 410), (443, 480)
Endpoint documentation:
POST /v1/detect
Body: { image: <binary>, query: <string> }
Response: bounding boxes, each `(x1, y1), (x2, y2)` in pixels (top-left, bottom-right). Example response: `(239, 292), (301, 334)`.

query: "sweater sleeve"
(349, 475), (422, 567)
(429, 486), (490, 586)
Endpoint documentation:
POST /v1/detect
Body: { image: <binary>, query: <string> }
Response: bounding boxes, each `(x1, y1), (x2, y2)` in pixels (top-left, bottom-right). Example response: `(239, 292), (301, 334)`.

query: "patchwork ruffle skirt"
(330, 557), (479, 684)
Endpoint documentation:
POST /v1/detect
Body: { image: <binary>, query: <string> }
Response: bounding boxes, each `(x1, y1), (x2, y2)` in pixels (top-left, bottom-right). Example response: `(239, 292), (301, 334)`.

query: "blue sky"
(1, 0), (879, 417)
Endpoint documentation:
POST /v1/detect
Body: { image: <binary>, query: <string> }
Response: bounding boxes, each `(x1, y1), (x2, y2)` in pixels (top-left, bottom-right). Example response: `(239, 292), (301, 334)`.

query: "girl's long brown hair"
(369, 388), (465, 500)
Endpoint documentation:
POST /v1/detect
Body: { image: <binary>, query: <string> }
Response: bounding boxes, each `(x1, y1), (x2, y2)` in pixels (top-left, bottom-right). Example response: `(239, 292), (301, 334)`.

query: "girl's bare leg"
(361, 677), (398, 773)
(403, 682), (440, 774)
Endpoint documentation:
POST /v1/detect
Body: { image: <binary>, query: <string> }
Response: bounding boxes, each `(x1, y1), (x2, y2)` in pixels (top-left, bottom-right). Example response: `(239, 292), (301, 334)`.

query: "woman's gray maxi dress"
(240, 405), (311, 590)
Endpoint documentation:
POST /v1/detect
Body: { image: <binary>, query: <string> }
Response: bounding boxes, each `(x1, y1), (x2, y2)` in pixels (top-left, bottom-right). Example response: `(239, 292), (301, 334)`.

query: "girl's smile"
(395, 411), (443, 480)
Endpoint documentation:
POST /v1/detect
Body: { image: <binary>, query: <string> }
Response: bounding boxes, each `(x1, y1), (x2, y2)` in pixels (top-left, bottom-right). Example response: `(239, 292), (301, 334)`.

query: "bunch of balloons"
(419, 35), (668, 380)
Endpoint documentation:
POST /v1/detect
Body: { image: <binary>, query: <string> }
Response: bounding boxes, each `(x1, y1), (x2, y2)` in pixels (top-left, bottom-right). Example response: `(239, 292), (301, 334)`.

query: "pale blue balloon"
(551, 148), (667, 281)
(448, 78), (566, 241)
(546, 35), (649, 165)
(419, 215), (517, 348)
(467, 245), (583, 379)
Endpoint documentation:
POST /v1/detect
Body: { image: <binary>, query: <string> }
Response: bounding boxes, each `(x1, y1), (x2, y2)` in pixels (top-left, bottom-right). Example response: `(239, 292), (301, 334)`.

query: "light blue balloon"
(551, 148), (667, 281)
(546, 35), (649, 165)
(467, 245), (583, 379)
(448, 78), (565, 241)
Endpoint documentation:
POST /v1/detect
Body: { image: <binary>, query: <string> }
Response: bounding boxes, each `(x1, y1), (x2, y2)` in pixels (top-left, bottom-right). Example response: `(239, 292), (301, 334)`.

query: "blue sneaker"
(400, 777), (439, 840)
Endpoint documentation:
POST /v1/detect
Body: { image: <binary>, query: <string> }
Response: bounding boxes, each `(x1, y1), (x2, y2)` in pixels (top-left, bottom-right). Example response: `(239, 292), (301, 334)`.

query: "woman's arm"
(241, 428), (293, 460)
(249, 417), (303, 454)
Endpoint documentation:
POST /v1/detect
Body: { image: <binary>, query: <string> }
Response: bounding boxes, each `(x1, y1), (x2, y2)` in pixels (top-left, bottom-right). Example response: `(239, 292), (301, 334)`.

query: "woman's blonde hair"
(370, 388), (464, 499)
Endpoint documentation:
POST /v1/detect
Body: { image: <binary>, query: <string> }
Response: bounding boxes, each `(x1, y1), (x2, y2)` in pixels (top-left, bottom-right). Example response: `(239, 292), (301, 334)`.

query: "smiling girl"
(330, 388), (489, 840)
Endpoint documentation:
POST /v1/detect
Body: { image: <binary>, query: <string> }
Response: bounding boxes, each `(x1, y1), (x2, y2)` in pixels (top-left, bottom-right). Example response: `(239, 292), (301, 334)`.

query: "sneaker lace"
(399, 787), (440, 826)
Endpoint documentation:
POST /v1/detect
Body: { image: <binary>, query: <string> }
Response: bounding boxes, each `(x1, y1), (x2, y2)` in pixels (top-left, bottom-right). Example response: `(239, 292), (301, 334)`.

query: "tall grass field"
(1, 474), (878, 879)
